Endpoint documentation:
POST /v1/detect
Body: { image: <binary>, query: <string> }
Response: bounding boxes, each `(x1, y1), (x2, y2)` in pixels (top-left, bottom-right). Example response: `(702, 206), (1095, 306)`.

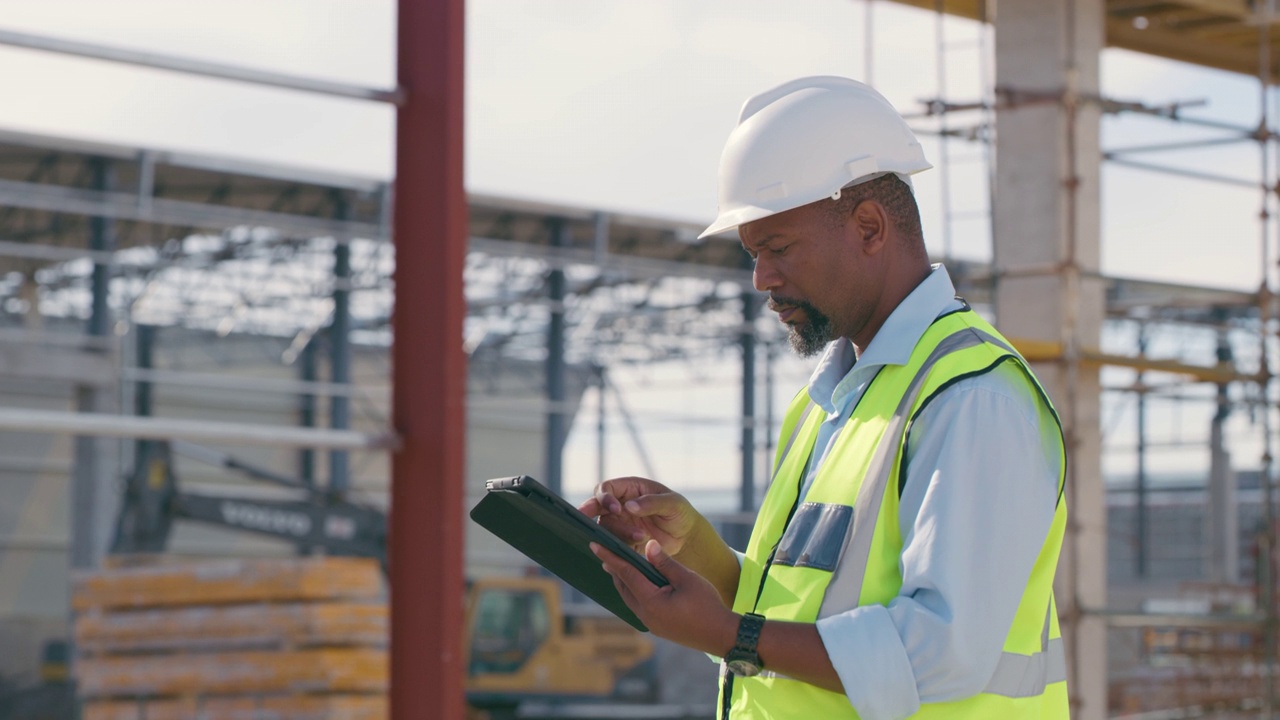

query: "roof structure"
(891, 0), (1280, 79)
(0, 125), (1265, 380)
(0, 127), (768, 369)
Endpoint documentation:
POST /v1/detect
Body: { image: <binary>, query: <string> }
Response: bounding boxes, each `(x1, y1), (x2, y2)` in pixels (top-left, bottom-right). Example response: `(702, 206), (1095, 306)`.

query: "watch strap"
(735, 611), (765, 653)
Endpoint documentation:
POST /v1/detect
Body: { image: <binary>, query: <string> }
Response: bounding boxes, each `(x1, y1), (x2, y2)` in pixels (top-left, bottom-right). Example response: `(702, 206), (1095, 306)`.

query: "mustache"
(767, 295), (811, 313)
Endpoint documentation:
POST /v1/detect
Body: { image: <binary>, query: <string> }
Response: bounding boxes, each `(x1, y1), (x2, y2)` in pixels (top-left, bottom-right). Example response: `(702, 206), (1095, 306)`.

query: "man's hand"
(578, 477), (699, 556)
(591, 539), (738, 656)
(581, 476), (742, 604)
(580, 476), (742, 607)
(596, 540), (846, 696)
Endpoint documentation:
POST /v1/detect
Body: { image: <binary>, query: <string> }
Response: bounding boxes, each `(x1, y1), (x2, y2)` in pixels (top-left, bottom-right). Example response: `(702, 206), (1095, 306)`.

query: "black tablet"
(469, 475), (668, 631)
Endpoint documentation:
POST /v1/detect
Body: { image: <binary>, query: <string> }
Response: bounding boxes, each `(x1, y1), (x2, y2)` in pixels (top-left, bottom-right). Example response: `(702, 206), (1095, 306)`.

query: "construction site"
(0, 0), (1277, 718)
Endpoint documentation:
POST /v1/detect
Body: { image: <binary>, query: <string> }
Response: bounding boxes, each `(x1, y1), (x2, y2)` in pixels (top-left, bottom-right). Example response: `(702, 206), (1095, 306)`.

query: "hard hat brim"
(697, 204), (777, 240)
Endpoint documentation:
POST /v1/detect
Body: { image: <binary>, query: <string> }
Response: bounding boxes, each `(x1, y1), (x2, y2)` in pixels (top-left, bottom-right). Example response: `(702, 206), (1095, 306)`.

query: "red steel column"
(392, 0), (466, 719)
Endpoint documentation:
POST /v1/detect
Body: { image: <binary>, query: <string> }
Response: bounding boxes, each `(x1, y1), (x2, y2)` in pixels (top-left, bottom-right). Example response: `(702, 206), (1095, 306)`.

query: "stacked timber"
(73, 556), (388, 720)
(1108, 583), (1261, 716)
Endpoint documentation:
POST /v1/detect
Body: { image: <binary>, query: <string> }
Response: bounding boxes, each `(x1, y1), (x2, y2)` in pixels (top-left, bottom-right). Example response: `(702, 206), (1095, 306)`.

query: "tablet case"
(469, 475), (668, 632)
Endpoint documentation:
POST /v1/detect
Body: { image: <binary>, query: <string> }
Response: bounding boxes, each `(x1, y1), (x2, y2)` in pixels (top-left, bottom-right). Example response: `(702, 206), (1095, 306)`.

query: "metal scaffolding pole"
(330, 193), (352, 495)
(134, 324), (155, 420)
(595, 364), (607, 486)
(0, 27), (402, 104)
(934, 0), (953, 260)
(546, 219), (569, 496)
(763, 342), (776, 496)
(1206, 325), (1238, 584)
(1257, 2), (1279, 712)
(738, 289), (758, 551)
(864, 0), (875, 85)
(70, 157), (116, 571)
(390, 0), (467, 717)
(1135, 327), (1148, 578)
(133, 323), (157, 490)
(298, 338), (318, 487)
(0, 407), (386, 449)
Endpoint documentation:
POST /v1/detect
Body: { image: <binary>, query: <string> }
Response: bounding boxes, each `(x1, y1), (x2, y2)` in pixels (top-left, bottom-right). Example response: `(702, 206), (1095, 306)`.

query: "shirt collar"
(806, 264), (959, 411)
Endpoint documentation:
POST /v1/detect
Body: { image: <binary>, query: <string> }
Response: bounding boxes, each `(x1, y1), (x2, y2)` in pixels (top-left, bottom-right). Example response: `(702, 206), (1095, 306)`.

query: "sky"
(0, 0), (1273, 495)
(0, 0), (1270, 289)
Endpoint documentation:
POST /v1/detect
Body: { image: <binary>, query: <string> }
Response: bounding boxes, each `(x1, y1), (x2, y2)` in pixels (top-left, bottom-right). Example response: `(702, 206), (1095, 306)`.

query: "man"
(581, 76), (1068, 719)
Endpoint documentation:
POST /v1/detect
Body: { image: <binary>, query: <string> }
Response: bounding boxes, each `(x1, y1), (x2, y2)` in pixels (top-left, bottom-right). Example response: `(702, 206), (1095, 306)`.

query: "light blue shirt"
(800, 265), (1062, 720)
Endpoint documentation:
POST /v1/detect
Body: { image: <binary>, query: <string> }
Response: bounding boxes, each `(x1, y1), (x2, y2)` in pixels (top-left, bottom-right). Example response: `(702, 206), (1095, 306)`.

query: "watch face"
(727, 657), (761, 677)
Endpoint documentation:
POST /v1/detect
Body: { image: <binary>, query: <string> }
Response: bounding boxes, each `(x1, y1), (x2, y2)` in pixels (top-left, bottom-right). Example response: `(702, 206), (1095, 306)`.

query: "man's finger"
(623, 493), (684, 519)
(597, 515), (646, 542)
(642, 538), (688, 581)
(594, 489), (623, 515)
(578, 497), (602, 518)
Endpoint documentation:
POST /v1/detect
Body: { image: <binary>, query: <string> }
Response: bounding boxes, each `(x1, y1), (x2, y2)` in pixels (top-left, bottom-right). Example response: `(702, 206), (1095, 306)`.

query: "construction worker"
(581, 76), (1068, 719)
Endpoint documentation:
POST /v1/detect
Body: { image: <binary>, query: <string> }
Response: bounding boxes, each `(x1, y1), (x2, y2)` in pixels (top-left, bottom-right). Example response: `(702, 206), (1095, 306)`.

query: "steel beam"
(330, 194), (352, 494)
(391, 0), (467, 718)
(0, 28), (402, 104)
(737, 289), (758, 551)
(0, 407), (391, 449)
(546, 219), (568, 495)
(0, 176), (383, 241)
(1135, 330), (1148, 578)
(299, 337), (318, 487)
(70, 158), (115, 571)
(122, 367), (370, 398)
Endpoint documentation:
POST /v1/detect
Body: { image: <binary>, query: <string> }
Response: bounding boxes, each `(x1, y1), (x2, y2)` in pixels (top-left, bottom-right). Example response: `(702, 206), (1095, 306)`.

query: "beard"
(770, 296), (834, 358)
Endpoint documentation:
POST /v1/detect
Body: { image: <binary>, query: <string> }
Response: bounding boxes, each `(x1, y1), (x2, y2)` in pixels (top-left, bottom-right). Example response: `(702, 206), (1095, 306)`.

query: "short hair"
(825, 174), (925, 251)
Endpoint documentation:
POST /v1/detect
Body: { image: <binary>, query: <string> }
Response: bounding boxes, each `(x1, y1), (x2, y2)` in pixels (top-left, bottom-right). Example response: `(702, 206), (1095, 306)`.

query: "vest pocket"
(772, 502), (852, 571)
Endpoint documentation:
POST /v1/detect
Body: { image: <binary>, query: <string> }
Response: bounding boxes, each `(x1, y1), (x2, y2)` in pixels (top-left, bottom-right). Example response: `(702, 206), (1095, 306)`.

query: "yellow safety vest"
(719, 308), (1069, 719)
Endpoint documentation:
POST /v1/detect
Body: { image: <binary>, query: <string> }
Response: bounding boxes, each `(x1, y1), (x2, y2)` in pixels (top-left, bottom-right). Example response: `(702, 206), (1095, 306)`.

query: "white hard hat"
(699, 76), (931, 239)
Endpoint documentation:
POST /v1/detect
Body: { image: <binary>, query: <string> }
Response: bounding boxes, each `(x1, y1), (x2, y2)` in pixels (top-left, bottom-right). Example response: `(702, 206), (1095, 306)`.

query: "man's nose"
(753, 256), (780, 293)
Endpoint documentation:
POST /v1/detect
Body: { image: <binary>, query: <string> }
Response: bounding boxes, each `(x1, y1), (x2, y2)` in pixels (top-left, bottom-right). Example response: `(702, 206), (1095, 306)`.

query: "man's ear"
(849, 200), (888, 255)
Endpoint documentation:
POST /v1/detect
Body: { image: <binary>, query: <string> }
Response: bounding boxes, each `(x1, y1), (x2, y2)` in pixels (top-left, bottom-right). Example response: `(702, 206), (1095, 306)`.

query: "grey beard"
(787, 302), (834, 358)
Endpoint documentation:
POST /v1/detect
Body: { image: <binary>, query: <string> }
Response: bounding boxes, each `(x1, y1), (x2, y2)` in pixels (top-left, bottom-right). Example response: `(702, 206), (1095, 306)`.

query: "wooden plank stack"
(1108, 583), (1262, 716)
(73, 557), (388, 720)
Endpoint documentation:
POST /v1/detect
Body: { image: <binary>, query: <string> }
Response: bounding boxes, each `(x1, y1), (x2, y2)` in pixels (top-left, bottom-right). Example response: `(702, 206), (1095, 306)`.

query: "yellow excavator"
(465, 575), (659, 718)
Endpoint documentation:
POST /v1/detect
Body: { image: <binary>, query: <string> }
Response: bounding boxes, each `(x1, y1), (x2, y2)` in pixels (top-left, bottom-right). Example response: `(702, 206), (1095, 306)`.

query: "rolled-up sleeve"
(815, 363), (1061, 720)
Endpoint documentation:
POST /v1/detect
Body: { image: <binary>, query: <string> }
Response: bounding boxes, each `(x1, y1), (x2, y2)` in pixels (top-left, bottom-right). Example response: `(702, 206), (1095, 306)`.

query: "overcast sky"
(0, 0), (1270, 489)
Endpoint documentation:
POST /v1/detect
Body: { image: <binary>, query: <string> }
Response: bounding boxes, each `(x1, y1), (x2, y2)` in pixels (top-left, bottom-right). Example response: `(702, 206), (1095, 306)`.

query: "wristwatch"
(724, 612), (766, 677)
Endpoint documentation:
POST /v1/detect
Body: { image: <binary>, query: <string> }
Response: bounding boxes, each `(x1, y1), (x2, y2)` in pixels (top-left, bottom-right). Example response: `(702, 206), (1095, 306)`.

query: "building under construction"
(0, 1), (1277, 719)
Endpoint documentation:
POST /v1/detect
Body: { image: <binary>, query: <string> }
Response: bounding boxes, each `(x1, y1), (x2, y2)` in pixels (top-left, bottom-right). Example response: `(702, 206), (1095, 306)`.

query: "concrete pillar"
(1207, 410), (1238, 583)
(994, 1), (1107, 717)
(1207, 326), (1238, 583)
